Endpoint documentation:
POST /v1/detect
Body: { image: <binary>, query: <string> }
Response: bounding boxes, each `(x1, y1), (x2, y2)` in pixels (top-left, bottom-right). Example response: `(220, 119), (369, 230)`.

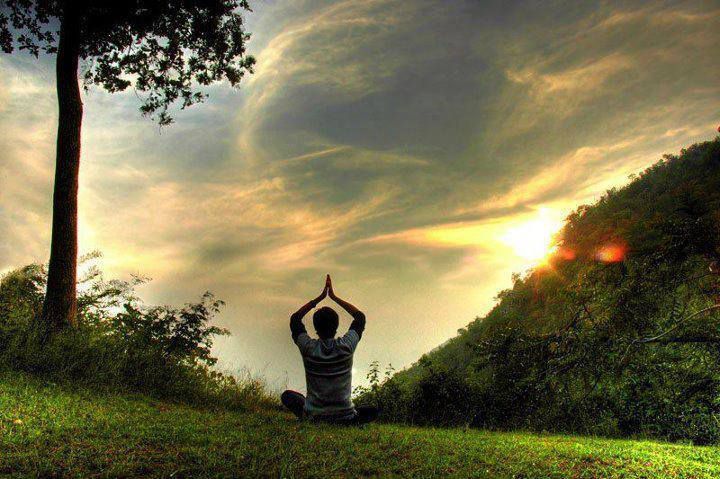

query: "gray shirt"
(294, 330), (361, 417)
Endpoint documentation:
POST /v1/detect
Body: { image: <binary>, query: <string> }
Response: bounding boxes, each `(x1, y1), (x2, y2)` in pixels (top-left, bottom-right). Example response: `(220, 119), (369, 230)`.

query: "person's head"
(313, 306), (339, 339)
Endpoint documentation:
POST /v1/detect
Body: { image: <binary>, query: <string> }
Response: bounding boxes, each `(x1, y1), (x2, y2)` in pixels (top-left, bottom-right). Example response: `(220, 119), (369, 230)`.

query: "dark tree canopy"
(0, 0), (255, 124)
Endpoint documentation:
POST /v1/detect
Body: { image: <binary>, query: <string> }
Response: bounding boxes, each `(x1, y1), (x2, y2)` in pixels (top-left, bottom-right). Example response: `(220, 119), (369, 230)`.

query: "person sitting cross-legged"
(281, 275), (378, 425)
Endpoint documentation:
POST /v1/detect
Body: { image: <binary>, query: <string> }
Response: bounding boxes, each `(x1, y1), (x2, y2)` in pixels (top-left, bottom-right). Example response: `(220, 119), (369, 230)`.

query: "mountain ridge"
(364, 137), (720, 444)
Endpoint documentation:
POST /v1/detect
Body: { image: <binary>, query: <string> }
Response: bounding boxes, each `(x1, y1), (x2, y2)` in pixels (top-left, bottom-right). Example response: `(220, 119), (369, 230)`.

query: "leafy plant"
(0, 254), (272, 410)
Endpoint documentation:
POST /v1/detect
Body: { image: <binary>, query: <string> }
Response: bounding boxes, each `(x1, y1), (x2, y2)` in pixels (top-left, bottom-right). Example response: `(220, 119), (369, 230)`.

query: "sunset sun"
(500, 209), (564, 263)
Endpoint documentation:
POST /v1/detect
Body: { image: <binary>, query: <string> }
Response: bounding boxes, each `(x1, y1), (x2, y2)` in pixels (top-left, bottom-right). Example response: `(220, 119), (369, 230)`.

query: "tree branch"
(635, 304), (720, 344)
(619, 303), (720, 362)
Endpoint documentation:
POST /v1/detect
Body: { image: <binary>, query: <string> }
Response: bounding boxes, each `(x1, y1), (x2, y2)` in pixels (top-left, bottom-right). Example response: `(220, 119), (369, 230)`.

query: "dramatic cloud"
(1, 0), (718, 389)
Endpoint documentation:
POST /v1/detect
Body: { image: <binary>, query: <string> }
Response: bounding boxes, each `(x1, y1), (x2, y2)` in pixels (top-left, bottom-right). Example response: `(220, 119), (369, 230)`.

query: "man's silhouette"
(281, 275), (378, 424)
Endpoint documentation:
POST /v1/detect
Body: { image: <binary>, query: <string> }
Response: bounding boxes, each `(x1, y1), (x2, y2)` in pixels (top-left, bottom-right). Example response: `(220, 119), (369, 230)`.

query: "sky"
(1, 0), (719, 391)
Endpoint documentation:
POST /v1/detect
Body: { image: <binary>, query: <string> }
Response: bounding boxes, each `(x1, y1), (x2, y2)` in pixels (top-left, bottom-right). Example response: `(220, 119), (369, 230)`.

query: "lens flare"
(595, 243), (627, 263)
(556, 246), (576, 261)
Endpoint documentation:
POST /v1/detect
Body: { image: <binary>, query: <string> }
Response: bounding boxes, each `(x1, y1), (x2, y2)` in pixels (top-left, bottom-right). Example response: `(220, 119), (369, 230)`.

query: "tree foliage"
(365, 138), (720, 444)
(0, 0), (255, 124)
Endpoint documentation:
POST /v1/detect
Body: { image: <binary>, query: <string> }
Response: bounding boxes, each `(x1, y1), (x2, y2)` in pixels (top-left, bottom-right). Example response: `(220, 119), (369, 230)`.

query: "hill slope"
(1, 371), (719, 478)
(367, 138), (720, 443)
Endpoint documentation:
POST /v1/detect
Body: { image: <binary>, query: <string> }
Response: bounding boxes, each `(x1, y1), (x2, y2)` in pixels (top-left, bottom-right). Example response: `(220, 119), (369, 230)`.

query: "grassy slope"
(1, 372), (718, 478)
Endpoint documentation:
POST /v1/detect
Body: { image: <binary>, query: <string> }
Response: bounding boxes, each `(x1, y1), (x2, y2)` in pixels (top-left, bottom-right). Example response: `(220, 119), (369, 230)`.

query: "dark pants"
(281, 390), (379, 425)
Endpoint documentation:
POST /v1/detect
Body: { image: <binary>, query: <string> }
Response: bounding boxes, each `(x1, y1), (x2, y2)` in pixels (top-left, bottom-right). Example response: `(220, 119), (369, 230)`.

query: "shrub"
(0, 257), (274, 410)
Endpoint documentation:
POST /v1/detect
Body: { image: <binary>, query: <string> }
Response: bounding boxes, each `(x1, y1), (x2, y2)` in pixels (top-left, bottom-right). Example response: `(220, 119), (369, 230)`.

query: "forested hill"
(364, 138), (720, 444)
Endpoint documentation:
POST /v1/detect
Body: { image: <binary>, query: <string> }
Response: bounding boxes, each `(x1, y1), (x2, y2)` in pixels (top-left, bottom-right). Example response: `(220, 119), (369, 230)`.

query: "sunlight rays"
(500, 208), (565, 264)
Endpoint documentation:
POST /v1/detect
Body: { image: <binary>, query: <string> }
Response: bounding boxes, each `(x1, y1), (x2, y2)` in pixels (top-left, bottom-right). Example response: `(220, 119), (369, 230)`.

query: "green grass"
(1, 371), (718, 478)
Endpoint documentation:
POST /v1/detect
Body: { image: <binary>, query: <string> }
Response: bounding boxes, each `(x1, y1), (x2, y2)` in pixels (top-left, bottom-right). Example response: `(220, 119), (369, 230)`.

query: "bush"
(354, 361), (414, 423)
(0, 257), (274, 411)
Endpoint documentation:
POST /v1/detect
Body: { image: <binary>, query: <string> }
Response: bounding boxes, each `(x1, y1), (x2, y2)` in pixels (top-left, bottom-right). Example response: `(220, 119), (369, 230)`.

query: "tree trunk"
(39, 6), (82, 335)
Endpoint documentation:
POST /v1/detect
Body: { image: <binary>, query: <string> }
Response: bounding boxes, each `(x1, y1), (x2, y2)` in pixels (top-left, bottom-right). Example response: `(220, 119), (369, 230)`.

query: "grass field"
(1, 371), (718, 478)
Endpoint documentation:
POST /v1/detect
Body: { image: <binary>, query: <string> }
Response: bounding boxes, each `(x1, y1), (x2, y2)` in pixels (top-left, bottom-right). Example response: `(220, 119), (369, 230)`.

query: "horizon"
(1, 0), (719, 391)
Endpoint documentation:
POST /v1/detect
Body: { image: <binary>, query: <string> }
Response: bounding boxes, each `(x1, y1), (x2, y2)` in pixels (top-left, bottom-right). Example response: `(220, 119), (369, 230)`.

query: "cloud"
(457, 136), (651, 217)
(0, 57), (56, 267)
(507, 52), (634, 99)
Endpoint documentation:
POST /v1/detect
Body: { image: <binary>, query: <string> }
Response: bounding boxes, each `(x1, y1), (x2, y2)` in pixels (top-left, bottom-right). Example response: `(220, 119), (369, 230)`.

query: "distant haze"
(1, 0), (718, 391)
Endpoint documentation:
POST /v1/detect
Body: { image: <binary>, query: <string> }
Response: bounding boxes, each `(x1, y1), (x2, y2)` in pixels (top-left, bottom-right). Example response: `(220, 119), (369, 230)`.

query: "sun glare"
(500, 209), (564, 263)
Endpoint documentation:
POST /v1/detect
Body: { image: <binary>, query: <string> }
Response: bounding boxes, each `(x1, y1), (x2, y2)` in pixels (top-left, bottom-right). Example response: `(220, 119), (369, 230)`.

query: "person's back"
(297, 328), (359, 417)
(281, 275), (378, 424)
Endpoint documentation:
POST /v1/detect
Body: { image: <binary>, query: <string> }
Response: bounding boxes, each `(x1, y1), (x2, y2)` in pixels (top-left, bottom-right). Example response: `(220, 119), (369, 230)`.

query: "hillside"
(367, 138), (720, 444)
(1, 371), (719, 478)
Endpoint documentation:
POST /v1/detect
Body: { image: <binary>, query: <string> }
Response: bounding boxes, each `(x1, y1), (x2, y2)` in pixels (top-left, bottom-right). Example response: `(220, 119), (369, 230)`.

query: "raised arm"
(290, 279), (328, 341)
(327, 275), (366, 338)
